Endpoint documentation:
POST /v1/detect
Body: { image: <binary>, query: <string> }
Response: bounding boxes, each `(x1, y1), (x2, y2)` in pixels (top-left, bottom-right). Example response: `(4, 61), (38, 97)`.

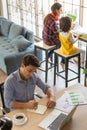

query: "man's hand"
(46, 88), (56, 108)
(46, 96), (56, 108)
(27, 100), (38, 109)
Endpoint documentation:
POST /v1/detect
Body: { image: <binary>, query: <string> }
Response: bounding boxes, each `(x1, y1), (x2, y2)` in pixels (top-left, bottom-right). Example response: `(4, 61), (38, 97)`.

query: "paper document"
(27, 105), (47, 114)
(72, 22), (87, 35)
(55, 92), (75, 113)
(66, 90), (87, 105)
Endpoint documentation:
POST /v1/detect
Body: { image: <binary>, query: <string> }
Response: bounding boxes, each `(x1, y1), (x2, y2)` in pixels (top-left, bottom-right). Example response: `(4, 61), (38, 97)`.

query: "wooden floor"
(36, 61), (85, 95)
(35, 40), (86, 95)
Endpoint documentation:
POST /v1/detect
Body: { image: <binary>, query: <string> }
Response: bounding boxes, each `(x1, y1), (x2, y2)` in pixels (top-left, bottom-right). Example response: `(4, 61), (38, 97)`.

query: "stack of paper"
(55, 90), (87, 114)
(66, 90), (87, 105)
(55, 92), (75, 113)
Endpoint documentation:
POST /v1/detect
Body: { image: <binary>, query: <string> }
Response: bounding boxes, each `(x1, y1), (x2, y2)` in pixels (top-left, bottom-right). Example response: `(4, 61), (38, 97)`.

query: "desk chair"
(35, 41), (56, 82)
(54, 49), (81, 87)
(0, 83), (10, 115)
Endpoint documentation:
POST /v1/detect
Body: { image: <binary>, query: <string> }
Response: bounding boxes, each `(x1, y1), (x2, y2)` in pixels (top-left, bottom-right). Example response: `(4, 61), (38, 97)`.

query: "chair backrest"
(0, 83), (10, 114)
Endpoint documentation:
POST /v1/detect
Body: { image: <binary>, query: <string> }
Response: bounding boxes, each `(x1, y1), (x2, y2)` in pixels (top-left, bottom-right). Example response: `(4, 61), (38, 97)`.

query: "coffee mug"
(13, 113), (25, 124)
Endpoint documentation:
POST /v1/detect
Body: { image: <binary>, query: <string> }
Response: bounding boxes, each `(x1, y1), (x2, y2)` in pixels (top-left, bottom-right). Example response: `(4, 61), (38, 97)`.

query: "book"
(67, 14), (77, 22)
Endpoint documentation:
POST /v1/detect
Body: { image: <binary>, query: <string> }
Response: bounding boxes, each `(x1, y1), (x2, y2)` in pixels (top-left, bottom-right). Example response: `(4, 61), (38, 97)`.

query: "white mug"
(13, 113), (25, 124)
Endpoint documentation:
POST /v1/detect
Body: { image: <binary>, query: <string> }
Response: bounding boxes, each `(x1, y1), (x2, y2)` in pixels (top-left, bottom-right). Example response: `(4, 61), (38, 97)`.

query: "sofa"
(0, 16), (41, 75)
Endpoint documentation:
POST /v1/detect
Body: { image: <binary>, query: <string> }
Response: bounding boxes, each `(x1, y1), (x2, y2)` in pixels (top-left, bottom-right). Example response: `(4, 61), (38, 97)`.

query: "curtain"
(0, 0), (3, 16)
(7, 0), (56, 38)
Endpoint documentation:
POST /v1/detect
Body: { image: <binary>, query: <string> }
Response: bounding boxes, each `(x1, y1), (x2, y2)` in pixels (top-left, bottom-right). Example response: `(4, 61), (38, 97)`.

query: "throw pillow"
(11, 35), (32, 52)
(1, 19), (12, 37)
(8, 23), (23, 39)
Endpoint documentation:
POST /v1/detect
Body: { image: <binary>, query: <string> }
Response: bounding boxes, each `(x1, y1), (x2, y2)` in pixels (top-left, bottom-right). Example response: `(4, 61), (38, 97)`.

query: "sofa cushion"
(0, 19), (12, 37)
(11, 35), (32, 52)
(8, 23), (23, 39)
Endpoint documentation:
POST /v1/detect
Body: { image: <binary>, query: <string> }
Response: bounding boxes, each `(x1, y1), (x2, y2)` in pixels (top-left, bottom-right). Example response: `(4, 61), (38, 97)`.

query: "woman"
(42, 2), (65, 65)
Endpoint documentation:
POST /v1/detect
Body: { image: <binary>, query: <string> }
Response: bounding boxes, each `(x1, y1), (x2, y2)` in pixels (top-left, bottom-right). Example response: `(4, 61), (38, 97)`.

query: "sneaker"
(73, 58), (78, 64)
(60, 62), (65, 70)
(48, 58), (53, 63)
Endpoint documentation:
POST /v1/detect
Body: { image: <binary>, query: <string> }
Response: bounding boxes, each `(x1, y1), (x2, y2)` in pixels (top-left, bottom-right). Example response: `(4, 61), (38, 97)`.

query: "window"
(7, 0), (87, 38)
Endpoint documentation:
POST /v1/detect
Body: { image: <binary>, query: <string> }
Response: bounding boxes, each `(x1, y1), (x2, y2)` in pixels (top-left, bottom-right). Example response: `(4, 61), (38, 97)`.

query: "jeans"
(48, 43), (65, 64)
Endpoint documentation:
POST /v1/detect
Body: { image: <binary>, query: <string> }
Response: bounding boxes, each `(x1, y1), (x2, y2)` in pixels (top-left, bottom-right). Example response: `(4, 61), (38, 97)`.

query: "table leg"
(84, 44), (87, 86)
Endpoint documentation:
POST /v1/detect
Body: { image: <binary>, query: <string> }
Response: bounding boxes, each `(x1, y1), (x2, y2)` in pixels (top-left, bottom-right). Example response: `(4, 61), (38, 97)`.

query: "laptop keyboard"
(47, 113), (67, 130)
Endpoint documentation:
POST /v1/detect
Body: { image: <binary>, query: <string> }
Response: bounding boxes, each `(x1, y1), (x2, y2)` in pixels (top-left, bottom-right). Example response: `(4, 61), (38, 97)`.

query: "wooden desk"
(5, 83), (87, 130)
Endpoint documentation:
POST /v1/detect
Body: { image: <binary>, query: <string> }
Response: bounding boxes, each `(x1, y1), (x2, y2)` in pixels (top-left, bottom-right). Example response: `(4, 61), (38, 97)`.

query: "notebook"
(38, 106), (76, 130)
(27, 104), (47, 114)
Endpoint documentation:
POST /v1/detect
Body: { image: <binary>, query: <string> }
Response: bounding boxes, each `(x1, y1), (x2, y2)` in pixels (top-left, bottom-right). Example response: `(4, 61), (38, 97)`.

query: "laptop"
(38, 106), (77, 130)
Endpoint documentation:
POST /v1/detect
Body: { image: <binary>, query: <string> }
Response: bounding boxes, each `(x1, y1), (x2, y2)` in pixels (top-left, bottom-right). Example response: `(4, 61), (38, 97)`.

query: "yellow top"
(59, 32), (78, 55)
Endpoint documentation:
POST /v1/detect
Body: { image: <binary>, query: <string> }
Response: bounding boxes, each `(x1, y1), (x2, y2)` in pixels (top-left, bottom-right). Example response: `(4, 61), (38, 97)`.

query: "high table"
(5, 83), (87, 130)
(79, 36), (87, 86)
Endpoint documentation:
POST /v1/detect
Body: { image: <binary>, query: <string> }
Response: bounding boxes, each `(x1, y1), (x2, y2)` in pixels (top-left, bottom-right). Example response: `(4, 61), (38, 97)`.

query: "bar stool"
(35, 41), (56, 82)
(54, 49), (81, 87)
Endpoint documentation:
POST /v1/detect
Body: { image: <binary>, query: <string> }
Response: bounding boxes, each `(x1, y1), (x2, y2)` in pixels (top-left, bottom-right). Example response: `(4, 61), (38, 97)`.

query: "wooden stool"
(35, 41), (56, 82)
(54, 49), (81, 87)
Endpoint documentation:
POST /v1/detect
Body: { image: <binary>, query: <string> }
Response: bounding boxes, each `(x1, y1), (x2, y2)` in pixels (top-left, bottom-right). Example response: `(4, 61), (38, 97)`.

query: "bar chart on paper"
(55, 92), (75, 113)
(66, 90), (87, 105)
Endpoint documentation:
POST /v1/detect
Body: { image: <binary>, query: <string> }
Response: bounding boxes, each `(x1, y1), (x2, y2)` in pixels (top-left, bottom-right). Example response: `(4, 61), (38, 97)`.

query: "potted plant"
(83, 68), (87, 86)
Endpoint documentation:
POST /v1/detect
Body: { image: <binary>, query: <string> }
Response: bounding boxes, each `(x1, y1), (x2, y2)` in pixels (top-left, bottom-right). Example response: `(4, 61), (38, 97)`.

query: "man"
(4, 54), (56, 110)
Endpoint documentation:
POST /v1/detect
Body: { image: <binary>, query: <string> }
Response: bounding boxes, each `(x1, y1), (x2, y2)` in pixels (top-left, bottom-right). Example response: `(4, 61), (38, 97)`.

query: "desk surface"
(5, 83), (87, 130)
(79, 35), (87, 42)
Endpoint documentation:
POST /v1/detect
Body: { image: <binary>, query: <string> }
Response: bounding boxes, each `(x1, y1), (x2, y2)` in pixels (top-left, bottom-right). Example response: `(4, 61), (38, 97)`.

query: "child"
(59, 16), (85, 68)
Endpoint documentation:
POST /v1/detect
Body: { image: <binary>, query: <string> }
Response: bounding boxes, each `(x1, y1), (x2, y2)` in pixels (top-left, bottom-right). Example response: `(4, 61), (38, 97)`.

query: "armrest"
(0, 107), (10, 115)
(26, 30), (34, 44)
(4, 45), (34, 75)
(4, 52), (28, 75)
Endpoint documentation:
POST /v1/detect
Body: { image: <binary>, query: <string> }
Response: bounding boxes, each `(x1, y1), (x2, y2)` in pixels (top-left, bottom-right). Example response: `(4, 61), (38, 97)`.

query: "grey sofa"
(0, 16), (41, 75)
